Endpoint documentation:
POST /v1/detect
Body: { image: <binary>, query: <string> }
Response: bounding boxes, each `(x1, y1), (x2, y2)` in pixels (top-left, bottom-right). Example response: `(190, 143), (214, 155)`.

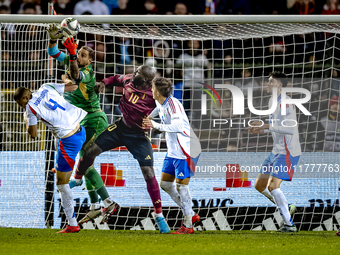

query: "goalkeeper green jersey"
(63, 55), (101, 113)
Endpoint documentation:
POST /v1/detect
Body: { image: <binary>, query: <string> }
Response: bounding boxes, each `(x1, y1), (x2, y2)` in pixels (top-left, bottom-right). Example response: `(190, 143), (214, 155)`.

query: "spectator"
(22, 2), (36, 14)
(216, 0), (251, 15)
(0, 4), (9, 14)
(74, 0), (110, 15)
(331, 69), (340, 90)
(176, 40), (208, 87)
(311, 96), (340, 152)
(322, 0), (340, 14)
(234, 68), (259, 96)
(53, 0), (76, 15)
(102, 0), (118, 14)
(12, 0), (41, 14)
(111, 0), (131, 14)
(211, 84), (233, 118)
(172, 2), (188, 15)
(176, 40), (208, 115)
(268, 40), (287, 64)
(176, 40), (209, 82)
(111, 28), (142, 73)
(293, 0), (316, 15)
(144, 0), (158, 14)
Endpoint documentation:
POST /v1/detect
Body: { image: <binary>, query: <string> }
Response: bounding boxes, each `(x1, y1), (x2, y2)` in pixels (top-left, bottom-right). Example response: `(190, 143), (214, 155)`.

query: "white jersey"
(26, 83), (87, 138)
(150, 96), (201, 159)
(268, 94), (301, 157)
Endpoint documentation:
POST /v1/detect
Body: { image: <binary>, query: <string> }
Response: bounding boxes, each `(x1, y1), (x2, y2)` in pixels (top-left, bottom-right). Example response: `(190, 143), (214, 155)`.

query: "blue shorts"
(260, 152), (300, 181)
(55, 126), (86, 172)
(162, 154), (200, 179)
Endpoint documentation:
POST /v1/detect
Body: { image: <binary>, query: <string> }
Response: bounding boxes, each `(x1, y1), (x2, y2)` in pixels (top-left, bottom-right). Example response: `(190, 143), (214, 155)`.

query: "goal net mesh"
(0, 20), (339, 231)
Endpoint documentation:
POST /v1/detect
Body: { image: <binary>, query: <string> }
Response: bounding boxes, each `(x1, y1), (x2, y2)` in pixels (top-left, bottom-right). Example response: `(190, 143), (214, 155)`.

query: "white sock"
(160, 181), (182, 211)
(103, 197), (113, 208)
(261, 188), (276, 205)
(57, 184), (77, 227)
(155, 212), (164, 218)
(271, 188), (293, 226)
(72, 176), (82, 181)
(90, 202), (101, 210)
(176, 183), (193, 228)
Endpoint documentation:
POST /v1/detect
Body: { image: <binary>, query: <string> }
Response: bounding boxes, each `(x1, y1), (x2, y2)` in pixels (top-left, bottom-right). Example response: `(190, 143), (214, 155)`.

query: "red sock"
(145, 176), (162, 214)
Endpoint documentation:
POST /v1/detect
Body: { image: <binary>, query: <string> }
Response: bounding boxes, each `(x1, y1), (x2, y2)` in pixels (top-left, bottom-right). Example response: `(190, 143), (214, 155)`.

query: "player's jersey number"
(45, 99), (66, 111)
(128, 93), (139, 104)
(108, 123), (117, 131)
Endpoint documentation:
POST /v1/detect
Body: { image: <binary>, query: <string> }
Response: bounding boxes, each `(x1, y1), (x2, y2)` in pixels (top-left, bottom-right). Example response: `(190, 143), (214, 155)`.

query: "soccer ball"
(60, 17), (80, 37)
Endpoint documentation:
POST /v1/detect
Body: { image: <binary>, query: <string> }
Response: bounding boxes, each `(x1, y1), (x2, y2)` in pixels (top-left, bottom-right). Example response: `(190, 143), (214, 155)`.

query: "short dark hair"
(152, 77), (173, 98)
(13, 87), (28, 101)
(23, 3), (36, 12)
(80, 46), (95, 61)
(269, 71), (288, 87)
(0, 5), (9, 12)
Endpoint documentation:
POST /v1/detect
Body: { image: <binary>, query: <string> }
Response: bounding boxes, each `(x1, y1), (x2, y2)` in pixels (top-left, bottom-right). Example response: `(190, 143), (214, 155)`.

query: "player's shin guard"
(85, 167), (109, 201)
(176, 183), (193, 228)
(271, 188), (293, 226)
(57, 184), (77, 227)
(85, 176), (99, 204)
(160, 181), (182, 208)
(261, 187), (276, 205)
(145, 176), (162, 214)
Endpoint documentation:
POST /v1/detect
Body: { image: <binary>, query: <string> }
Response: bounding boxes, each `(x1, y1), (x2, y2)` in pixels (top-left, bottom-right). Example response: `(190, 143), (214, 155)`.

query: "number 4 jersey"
(26, 83), (87, 138)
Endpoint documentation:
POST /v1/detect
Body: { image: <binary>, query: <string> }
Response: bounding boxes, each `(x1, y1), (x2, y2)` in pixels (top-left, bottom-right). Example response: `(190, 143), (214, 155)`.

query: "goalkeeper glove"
(63, 37), (78, 61)
(47, 24), (63, 44)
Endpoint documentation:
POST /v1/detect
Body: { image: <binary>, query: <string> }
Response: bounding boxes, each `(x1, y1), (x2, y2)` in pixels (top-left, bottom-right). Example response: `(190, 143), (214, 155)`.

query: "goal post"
(0, 15), (339, 231)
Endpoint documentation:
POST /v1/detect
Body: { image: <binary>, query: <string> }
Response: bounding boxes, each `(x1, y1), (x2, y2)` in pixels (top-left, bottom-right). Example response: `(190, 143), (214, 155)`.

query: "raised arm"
(94, 75), (127, 94)
(46, 24), (66, 63)
(63, 37), (79, 81)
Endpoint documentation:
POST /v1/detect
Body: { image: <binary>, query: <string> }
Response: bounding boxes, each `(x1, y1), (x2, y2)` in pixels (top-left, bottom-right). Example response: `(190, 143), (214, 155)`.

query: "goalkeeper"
(47, 24), (117, 225)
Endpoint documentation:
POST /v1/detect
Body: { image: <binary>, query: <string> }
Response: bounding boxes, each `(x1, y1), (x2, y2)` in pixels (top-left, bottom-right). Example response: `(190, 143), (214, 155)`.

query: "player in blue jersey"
(143, 77), (201, 234)
(248, 71), (299, 232)
(14, 83), (86, 233)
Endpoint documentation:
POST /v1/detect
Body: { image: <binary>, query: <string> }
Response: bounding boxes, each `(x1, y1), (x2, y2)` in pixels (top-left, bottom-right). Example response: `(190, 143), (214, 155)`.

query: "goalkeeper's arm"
(47, 23), (66, 63)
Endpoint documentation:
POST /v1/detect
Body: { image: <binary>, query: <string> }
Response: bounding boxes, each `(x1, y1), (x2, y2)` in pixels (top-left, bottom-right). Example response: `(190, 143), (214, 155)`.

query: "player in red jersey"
(71, 65), (169, 233)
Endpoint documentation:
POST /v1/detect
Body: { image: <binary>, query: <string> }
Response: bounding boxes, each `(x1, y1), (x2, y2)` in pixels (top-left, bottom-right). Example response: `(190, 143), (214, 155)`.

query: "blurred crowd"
(0, 0), (340, 15)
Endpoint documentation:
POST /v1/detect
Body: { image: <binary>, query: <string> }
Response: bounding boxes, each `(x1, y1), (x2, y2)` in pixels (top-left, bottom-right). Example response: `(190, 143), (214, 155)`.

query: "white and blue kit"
(150, 96), (201, 179)
(26, 83), (87, 172)
(261, 94), (301, 181)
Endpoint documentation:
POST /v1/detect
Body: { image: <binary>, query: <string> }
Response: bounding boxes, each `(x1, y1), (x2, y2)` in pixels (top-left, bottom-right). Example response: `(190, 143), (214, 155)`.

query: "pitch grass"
(0, 228), (339, 255)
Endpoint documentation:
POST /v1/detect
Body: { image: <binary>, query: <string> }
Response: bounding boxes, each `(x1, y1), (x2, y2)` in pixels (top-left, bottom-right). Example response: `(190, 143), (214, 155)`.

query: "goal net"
(0, 15), (339, 231)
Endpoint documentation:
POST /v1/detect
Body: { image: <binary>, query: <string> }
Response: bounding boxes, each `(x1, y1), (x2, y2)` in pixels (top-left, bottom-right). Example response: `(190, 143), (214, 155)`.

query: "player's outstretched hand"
(94, 81), (105, 94)
(63, 37), (78, 55)
(61, 74), (76, 86)
(47, 24), (63, 42)
(142, 117), (154, 129)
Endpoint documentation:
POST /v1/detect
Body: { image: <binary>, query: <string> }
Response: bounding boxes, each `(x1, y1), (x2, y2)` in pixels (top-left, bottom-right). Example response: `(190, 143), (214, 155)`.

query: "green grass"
(0, 228), (339, 255)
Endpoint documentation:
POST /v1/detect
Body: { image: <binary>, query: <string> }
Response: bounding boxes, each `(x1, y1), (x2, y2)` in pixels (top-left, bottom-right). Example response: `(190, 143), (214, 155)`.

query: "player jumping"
(14, 83), (86, 233)
(248, 71), (300, 232)
(71, 65), (170, 233)
(47, 24), (117, 225)
(143, 77), (201, 234)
